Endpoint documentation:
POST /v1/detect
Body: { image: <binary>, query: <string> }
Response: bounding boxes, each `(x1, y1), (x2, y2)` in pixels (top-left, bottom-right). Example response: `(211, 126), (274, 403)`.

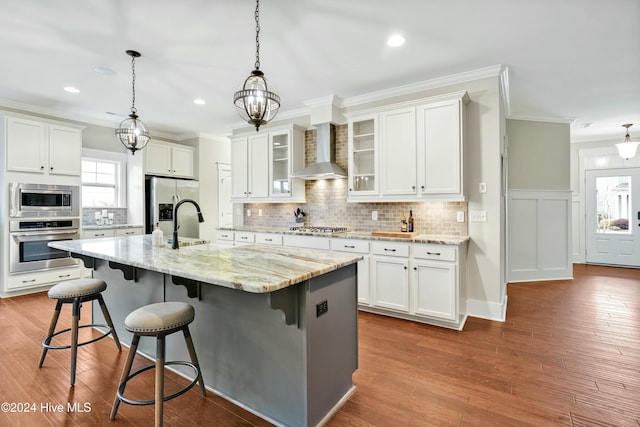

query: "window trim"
(81, 148), (127, 208)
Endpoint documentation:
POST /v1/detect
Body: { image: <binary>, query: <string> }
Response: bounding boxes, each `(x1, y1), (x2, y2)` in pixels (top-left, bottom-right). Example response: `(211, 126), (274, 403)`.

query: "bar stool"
(110, 302), (206, 427)
(39, 278), (122, 386)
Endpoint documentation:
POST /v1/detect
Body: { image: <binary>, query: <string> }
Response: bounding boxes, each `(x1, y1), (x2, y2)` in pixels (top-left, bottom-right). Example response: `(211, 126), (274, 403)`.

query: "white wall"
(196, 135), (231, 242)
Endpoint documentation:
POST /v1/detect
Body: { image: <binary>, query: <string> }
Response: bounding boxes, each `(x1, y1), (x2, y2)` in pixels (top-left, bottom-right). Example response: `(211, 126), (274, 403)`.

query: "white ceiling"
(0, 0), (638, 142)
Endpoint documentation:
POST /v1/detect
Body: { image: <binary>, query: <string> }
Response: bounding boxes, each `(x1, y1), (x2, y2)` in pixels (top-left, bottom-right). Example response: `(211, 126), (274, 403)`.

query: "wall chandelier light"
(616, 124), (638, 160)
(233, 0), (280, 131)
(115, 50), (150, 155)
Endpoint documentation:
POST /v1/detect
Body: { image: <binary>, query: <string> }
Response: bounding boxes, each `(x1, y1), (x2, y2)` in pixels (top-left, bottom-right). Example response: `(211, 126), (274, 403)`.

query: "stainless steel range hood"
(291, 123), (347, 180)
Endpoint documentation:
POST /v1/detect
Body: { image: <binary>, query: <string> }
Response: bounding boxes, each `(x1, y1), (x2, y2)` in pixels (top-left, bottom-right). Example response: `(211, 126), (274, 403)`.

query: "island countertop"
(50, 235), (362, 293)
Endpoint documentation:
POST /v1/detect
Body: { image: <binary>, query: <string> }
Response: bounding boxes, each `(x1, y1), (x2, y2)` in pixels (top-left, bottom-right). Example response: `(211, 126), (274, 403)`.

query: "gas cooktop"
(289, 226), (348, 234)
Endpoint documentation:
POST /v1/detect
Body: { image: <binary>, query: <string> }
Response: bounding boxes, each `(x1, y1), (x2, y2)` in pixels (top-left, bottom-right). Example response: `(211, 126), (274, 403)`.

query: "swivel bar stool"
(39, 278), (122, 386)
(110, 301), (206, 427)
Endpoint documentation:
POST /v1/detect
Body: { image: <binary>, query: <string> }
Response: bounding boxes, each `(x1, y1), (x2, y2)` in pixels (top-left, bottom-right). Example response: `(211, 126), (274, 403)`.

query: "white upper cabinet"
(380, 107), (417, 196)
(145, 141), (195, 179)
(346, 91), (468, 202)
(231, 124), (305, 203)
(347, 115), (378, 197)
(6, 116), (82, 176)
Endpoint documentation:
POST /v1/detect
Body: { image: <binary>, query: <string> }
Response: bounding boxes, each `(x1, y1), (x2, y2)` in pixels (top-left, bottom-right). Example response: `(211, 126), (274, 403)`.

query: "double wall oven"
(8, 183), (80, 274)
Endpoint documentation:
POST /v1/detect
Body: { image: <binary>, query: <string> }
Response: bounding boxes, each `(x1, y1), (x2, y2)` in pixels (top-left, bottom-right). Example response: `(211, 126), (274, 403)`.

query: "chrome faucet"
(172, 199), (205, 249)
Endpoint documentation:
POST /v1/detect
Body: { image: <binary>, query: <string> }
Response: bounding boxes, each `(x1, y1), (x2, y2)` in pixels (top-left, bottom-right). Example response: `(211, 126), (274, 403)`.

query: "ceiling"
(0, 0), (638, 142)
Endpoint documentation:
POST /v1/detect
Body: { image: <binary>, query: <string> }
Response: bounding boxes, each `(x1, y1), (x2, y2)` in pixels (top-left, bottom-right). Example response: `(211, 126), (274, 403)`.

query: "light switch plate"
(479, 182), (487, 193)
(469, 210), (487, 222)
(372, 211), (378, 221)
(246, 209), (251, 217)
(456, 211), (465, 222)
(258, 209), (263, 217)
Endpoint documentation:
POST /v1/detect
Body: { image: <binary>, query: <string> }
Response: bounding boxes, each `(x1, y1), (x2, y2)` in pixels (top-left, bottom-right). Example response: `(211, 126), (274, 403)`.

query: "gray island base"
(50, 236), (361, 427)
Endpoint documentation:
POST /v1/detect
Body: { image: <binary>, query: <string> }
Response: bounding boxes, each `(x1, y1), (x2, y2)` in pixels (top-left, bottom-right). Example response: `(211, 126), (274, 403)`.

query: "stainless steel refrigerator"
(145, 177), (200, 238)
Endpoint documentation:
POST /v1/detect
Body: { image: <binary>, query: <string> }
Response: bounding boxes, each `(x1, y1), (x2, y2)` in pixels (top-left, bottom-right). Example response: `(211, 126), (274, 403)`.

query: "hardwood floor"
(1, 264), (639, 426)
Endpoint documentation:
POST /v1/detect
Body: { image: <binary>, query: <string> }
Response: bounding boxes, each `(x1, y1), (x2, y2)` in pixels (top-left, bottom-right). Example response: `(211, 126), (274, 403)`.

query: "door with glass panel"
(585, 168), (640, 266)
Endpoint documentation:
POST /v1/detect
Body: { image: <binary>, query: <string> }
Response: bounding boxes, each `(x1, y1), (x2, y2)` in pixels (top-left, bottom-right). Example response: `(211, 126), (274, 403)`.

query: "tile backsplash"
(243, 124), (468, 236)
(82, 207), (128, 226)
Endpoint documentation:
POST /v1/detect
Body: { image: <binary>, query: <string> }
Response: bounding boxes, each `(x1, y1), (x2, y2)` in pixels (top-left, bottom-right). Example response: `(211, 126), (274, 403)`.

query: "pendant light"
(233, 0), (280, 131)
(616, 124), (638, 160)
(115, 50), (150, 155)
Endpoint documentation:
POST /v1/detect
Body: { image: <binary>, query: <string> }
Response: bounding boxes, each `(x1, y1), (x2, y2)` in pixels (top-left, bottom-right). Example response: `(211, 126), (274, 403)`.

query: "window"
(81, 159), (119, 207)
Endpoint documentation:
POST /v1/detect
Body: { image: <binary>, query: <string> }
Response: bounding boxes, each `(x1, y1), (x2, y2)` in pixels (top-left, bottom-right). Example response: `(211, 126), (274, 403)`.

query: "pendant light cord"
(254, 0), (261, 71)
(130, 55), (137, 115)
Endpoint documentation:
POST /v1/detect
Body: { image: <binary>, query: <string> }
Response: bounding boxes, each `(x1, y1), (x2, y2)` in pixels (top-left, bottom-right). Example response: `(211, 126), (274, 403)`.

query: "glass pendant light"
(233, 0), (280, 131)
(115, 50), (150, 155)
(616, 124), (638, 160)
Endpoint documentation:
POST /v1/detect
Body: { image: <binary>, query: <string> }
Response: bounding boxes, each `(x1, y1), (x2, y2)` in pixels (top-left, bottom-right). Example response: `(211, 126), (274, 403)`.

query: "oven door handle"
(11, 230), (79, 242)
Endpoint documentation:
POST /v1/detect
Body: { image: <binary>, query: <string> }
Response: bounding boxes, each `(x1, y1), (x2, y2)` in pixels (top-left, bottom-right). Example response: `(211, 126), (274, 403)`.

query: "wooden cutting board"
(371, 231), (418, 238)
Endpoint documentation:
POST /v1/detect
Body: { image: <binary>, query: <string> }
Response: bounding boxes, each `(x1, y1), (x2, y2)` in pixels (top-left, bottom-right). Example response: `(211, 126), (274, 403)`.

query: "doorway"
(585, 168), (640, 267)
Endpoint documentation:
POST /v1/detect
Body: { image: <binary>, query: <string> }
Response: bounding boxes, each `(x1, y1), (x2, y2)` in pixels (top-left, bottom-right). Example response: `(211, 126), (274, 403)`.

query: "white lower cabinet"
(7, 266), (83, 292)
(115, 227), (143, 237)
(82, 229), (115, 239)
(411, 260), (457, 321)
(331, 238), (370, 305)
(371, 256), (409, 312)
(234, 231), (255, 246)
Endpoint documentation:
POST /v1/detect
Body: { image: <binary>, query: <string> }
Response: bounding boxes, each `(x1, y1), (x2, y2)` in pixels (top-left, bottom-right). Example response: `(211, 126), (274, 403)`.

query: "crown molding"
(507, 114), (575, 124)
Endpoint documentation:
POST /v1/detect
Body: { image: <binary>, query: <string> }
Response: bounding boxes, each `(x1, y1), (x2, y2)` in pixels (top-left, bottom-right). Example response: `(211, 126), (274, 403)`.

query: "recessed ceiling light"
(64, 86), (80, 94)
(194, 99), (206, 105)
(93, 66), (115, 76)
(387, 34), (406, 47)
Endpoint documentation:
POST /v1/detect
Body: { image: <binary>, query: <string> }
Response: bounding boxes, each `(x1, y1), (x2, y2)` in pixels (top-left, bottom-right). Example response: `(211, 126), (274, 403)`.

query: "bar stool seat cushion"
(48, 278), (107, 299)
(125, 302), (195, 334)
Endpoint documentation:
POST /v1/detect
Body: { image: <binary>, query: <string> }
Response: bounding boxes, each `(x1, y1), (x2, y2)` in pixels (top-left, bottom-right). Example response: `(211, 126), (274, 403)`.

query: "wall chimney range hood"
(291, 123), (347, 180)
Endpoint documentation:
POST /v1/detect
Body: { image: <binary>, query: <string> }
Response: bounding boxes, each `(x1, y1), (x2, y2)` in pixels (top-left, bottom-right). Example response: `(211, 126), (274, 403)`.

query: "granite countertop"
(218, 226), (469, 245)
(50, 235), (361, 293)
(82, 224), (143, 230)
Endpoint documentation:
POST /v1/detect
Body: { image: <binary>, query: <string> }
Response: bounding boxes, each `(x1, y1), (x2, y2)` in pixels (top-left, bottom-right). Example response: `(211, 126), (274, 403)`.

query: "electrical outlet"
(479, 182), (487, 193)
(316, 300), (328, 317)
(469, 210), (487, 222)
(246, 209), (251, 217)
(258, 209), (263, 217)
(456, 211), (465, 222)
(372, 211), (378, 221)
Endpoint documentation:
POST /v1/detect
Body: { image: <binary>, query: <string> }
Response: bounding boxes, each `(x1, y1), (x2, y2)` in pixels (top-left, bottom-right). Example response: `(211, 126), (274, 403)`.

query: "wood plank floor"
(1, 264), (639, 426)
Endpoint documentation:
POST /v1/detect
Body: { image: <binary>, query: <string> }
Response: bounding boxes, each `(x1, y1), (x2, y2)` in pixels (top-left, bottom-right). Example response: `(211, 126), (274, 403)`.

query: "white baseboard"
(466, 294), (507, 322)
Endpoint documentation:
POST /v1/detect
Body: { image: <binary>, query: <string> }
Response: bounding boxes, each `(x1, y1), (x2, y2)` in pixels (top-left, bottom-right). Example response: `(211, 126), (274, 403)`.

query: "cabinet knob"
(50, 166), (53, 170)
(421, 185), (425, 190)
(404, 266), (408, 270)
(412, 186), (415, 190)
(413, 267), (417, 270)
(349, 188), (353, 191)
(40, 166), (45, 170)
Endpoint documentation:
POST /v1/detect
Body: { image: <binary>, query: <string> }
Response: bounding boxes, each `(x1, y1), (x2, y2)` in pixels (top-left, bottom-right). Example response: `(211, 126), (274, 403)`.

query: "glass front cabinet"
(347, 114), (378, 198)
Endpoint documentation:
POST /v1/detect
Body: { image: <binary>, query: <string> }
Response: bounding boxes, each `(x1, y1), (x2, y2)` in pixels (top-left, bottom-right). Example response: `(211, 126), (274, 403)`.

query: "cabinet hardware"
(413, 267), (417, 270)
(221, 234), (228, 238)
(58, 274), (71, 278)
(404, 266), (407, 270)
(349, 188), (353, 191)
(22, 279), (36, 283)
(241, 236), (248, 240)
(50, 166), (53, 170)
(421, 185), (425, 190)
(345, 245), (355, 249)
(40, 166), (44, 170)
(96, 233), (105, 236)
(265, 238), (272, 242)
(384, 248), (396, 252)
(426, 251), (441, 256)
(412, 185), (415, 190)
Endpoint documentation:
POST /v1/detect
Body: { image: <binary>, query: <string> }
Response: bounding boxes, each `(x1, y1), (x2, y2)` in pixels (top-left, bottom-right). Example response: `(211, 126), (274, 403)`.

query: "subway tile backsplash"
(243, 124), (468, 236)
(82, 207), (128, 226)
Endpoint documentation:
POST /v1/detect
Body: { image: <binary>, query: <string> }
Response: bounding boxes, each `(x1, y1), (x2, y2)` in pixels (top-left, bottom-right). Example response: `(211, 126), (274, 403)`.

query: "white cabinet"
(231, 125), (305, 202)
(346, 91), (468, 202)
(6, 116), (82, 176)
(115, 227), (143, 237)
(347, 115), (378, 197)
(411, 260), (457, 321)
(216, 230), (235, 247)
(6, 266), (83, 292)
(256, 233), (283, 245)
(416, 98), (465, 196)
(145, 141), (195, 179)
(234, 231), (255, 246)
(371, 242), (410, 312)
(380, 108), (417, 196)
(82, 229), (115, 238)
(231, 134), (269, 199)
(331, 238), (370, 305)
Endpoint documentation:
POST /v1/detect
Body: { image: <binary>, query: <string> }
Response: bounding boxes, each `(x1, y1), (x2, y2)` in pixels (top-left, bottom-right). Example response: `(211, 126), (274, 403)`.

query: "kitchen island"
(50, 236), (362, 427)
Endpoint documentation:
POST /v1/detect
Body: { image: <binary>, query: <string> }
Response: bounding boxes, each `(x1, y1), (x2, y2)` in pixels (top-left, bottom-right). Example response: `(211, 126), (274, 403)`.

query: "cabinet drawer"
(235, 232), (255, 243)
(83, 229), (115, 238)
(115, 227), (142, 237)
(371, 242), (410, 257)
(331, 238), (369, 254)
(282, 235), (330, 250)
(217, 231), (234, 241)
(255, 233), (282, 245)
(7, 267), (82, 291)
(412, 244), (456, 262)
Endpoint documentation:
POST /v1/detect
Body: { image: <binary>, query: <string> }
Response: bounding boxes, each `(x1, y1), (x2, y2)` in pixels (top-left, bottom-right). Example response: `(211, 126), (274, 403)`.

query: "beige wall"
(506, 119), (570, 190)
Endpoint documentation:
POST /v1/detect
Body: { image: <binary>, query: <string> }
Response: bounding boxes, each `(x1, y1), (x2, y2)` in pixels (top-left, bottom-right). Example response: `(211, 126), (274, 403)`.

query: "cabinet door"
(270, 130), (291, 197)
(348, 115), (378, 196)
(145, 142), (173, 176)
(6, 117), (47, 173)
(231, 137), (249, 199)
(417, 100), (461, 195)
(357, 256), (371, 305)
(371, 256), (409, 312)
(411, 260), (457, 321)
(171, 145), (195, 178)
(49, 125), (82, 176)
(82, 229), (115, 238)
(248, 134), (269, 198)
(115, 227), (143, 237)
(380, 108), (417, 196)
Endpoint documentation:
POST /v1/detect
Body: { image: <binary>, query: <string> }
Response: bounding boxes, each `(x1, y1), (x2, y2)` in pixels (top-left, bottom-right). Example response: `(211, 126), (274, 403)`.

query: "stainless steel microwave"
(9, 183), (79, 218)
